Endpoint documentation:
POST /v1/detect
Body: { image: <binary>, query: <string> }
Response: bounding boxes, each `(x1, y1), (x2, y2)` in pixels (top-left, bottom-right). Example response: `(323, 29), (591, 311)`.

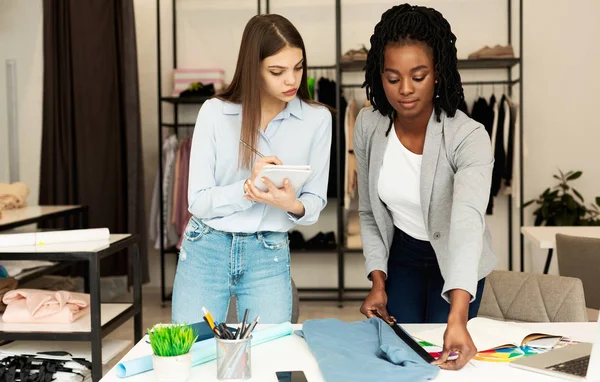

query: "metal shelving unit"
(155, 0), (525, 303)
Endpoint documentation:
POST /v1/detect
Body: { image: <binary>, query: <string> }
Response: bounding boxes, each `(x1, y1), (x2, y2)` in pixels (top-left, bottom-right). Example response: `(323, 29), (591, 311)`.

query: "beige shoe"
(468, 45), (492, 59)
(468, 44), (514, 59)
(341, 45), (369, 62)
(485, 44), (514, 58)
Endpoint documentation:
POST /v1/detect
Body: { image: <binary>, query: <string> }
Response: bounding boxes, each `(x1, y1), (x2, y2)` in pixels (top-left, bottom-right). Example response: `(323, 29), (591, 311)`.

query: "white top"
(521, 226), (600, 249)
(100, 322), (600, 382)
(378, 130), (428, 240)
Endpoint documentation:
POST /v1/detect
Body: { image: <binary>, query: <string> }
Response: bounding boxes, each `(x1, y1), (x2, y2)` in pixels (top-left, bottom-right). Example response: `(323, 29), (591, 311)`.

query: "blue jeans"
(172, 216), (292, 325)
(386, 228), (485, 324)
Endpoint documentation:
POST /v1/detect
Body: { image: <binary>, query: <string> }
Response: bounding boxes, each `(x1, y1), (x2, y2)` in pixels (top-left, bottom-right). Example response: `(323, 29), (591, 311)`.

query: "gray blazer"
(354, 107), (497, 301)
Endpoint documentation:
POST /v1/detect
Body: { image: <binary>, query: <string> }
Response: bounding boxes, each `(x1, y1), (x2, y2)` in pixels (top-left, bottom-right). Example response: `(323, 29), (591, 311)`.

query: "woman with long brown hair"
(172, 14), (332, 325)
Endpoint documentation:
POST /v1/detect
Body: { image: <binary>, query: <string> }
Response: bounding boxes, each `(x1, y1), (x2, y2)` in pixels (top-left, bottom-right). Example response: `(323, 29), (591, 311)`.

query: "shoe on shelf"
(340, 45), (369, 62)
(467, 44), (514, 59)
(289, 230), (306, 250)
(305, 231), (337, 250)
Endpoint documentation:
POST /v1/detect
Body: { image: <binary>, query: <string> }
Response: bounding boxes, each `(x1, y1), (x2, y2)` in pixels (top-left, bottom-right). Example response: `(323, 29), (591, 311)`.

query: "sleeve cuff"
(441, 282), (478, 304)
(233, 178), (256, 210)
(286, 199), (308, 223)
(365, 263), (388, 281)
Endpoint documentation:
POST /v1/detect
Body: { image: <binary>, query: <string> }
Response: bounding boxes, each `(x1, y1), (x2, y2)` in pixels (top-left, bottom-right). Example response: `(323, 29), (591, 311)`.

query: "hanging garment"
(470, 96), (495, 139)
(171, 142), (183, 226)
(487, 96), (500, 214)
(504, 97), (518, 191)
(317, 77), (347, 198)
(489, 95), (511, 214)
(344, 98), (359, 208)
(470, 95), (502, 214)
(506, 101), (520, 207)
(148, 135), (179, 249)
(174, 138), (192, 249)
(457, 98), (470, 117)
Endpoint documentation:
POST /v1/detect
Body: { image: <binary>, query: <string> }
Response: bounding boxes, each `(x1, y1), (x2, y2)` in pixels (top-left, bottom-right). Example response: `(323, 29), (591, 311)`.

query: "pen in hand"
(239, 139), (265, 158)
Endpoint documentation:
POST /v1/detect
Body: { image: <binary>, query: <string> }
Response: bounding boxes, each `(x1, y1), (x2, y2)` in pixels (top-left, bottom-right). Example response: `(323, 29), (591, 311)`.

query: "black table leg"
(133, 243), (143, 342)
(543, 248), (554, 274)
(89, 255), (102, 381)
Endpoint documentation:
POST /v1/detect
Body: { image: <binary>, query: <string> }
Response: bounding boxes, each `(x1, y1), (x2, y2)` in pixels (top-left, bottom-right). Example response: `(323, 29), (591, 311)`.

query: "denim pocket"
(258, 231), (289, 250)
(183, 216), (210, 242)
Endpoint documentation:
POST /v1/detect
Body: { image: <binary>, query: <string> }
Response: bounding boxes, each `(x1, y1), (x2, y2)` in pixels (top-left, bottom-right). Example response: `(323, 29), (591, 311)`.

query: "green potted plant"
(149, 323), (198, 382)
(524, 170), (600, 226)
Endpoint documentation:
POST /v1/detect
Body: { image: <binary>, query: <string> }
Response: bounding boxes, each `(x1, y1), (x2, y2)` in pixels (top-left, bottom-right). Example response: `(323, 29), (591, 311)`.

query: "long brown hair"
(217, 14), (315, 170)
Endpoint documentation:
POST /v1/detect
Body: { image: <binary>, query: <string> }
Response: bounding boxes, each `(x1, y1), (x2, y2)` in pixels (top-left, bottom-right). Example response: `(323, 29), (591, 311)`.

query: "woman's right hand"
(360, 286), (393, 324)
(248, 156), (283, 183)
(245, 156), (283, 193)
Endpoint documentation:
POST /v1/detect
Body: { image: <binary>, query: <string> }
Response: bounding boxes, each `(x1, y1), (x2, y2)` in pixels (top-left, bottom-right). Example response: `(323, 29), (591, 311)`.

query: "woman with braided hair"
(355, 4), (496, 369)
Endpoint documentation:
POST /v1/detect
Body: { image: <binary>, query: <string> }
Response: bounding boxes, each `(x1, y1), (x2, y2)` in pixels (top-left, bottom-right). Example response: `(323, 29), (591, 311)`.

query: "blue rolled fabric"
(116, 322), (293, 378)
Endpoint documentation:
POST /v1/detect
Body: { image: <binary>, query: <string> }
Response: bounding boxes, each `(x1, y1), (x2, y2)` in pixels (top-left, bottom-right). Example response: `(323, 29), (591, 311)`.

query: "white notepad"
(254, 165), (312, 192)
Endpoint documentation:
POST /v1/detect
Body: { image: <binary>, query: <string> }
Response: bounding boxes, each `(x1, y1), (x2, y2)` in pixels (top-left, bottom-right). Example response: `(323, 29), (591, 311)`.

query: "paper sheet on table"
(413, 317), (562, 352)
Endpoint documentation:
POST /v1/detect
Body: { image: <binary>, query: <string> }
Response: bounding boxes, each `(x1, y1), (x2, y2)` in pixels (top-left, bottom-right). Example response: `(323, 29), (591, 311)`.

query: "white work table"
(101, 322), (599, 382)
(521, 226), (600, 273)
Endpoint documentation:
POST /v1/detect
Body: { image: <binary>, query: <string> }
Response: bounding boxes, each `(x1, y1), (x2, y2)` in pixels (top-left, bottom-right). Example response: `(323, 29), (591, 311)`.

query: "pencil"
(202, 306), (216, 330)
(239, 139), (265, 158)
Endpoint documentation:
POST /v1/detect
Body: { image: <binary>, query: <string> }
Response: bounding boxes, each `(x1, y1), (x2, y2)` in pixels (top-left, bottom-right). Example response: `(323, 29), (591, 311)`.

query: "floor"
(103, 286), (364, 372)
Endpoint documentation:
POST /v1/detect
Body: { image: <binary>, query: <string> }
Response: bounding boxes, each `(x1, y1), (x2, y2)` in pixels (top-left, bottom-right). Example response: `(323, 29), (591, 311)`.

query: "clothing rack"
(266, 0), (525, 303)
(155, 0), (525, 304)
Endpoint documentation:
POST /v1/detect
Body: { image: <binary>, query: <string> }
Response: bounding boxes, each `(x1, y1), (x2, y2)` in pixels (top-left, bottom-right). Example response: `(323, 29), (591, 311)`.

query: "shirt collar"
(221, 96), (304, 120)
(285, 96), (303, 120)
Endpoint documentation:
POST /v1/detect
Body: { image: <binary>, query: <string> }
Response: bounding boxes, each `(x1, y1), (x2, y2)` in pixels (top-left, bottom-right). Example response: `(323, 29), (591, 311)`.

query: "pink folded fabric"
(2, 289), (89, 323)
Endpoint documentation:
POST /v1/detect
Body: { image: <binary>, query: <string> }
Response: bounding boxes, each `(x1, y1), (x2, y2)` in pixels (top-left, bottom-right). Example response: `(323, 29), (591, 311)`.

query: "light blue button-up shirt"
(187, 96), (332, 233)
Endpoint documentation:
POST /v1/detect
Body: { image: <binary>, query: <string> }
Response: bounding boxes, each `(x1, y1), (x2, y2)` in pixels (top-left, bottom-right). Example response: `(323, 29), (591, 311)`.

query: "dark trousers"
(385, 228), (485, 324)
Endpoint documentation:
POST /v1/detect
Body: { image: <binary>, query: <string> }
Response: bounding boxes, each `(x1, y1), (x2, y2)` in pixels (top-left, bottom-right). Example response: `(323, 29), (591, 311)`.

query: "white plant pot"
(152, 352), (192, 382)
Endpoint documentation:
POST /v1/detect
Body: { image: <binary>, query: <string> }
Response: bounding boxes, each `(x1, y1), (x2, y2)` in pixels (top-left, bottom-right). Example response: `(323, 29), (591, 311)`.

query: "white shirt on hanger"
(378, 130), (428, 241)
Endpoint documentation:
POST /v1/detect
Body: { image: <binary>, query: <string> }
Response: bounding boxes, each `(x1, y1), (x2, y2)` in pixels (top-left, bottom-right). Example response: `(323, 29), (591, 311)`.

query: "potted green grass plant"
(149, 323), (197, 382)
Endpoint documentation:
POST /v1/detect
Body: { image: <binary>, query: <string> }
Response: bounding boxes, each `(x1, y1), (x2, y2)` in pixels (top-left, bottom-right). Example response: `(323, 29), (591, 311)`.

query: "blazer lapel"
(369, 119), (388, 200)
(420, 111), (443, 227)
(369, 116), (393, 249)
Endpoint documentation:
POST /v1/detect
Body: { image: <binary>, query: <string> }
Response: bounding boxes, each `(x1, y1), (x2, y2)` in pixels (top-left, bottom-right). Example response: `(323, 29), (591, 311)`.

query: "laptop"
(510, 315), (600, 381)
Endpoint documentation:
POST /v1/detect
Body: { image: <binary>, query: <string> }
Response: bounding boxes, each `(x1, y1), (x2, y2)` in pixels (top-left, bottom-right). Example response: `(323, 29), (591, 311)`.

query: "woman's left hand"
(432, 321), (477, 370)
(244, 177), (305, 216)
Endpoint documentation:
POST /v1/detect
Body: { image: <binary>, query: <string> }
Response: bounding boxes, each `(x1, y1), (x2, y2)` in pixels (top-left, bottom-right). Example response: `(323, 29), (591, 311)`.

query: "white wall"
(522, 0), (600, 273)
(0, 0), (43, 201)
(2, 0), (599, 288)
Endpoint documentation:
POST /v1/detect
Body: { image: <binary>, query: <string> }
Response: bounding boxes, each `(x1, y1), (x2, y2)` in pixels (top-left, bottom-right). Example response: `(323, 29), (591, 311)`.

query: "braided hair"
(364, 4), (464, 135)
